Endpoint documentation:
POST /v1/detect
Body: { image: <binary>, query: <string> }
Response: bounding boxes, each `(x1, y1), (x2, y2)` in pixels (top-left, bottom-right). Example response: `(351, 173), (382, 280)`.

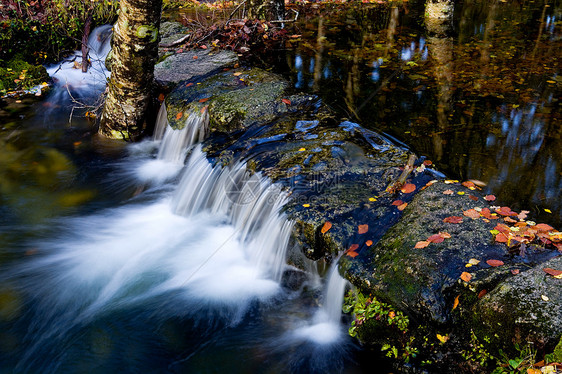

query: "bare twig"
(159, 33), (191, 48)
(228, 0), (246, 20)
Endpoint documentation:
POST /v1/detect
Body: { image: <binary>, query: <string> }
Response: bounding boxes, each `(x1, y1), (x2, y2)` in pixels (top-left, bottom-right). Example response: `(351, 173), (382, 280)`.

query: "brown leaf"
(495, 232), (509, 243)
(415, 241), (430, 249)
(462, 181), (476, 188)
(158, 93), (165, 102)
(321, 222), (332, 234)
(484, 195), (496, 201)
(463, 209), (480, 219)
(358, 224), (368, 234)
(543, 268), (562, 277)
(460, 272), (472, 282)
(397, 203), (408, 211)
(391, 200), (404, 206)
(443, 189), (454, 195)
(486, 259), (504, 267)
(511, 269), (520, 275)
(439, 232), (452, 239)
(469, 195), (479, 201)
(443, 216), (463, 224)
(478, 289), (487, 298)
(348, 244), (359, 252)
(198, 98), (210, 103)
(401, 183), (416, 194)
(496, 206), (517, 217)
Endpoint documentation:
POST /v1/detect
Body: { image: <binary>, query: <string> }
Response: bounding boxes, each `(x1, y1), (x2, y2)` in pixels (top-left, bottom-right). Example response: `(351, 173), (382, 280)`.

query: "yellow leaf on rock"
(436, 334), (449, 343)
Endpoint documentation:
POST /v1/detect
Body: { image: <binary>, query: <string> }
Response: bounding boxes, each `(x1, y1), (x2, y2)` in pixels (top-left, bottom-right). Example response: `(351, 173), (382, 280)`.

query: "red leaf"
(200, 105), (208, 114)
(443, 216), (463, 224)
(346, 250), (359, 258)
(486, 259), (504, 267)
(321, 222), (332, 234)
(423, 160), (433, 166)
(462, 181), (476, 188)
(186, 82), (194, 87)
(535, 223), (554, 232)
(543, 268), (562, 277)
(348, 244), (359, 252)
(401, 183), (416, 194)
(478, 289), (487, 298)
(282, 98), (291, 105)
(495, 232), (509, 243)
(511, 269), (520, 275)
(358, 224), (368, 234)
(397, 202), (408, 211)
(496, 206), (517, 217)
(193, 55), (198, 59)
(469, 195), (479, 201)
(428, 234), (444, 243)
(392, 200), (404, 206)
(158, 93), (165, 102)
(484, 195), (496, 201)
(199, 98), (210, 103)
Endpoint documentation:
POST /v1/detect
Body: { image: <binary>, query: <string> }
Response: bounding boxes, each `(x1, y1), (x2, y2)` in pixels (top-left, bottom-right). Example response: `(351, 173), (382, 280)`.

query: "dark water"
(279, 0), (561, 228)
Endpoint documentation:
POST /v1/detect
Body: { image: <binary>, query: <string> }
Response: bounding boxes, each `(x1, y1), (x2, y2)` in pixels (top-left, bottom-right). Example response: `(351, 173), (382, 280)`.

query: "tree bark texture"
(99, 0), (163, 140)
(247, 0), (284, 21)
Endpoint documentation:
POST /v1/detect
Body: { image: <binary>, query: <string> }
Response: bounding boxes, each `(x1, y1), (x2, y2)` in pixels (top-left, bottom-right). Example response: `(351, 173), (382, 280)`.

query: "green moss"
(0, 56), (49, 94)
(545, 336), (562, 363)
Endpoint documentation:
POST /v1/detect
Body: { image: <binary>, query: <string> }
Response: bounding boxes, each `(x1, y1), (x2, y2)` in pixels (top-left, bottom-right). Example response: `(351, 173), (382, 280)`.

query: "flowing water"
(0, 26), (372, 374)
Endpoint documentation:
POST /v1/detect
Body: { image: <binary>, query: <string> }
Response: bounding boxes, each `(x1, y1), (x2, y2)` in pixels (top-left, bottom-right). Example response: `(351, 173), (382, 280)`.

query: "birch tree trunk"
(99, 0), (163, 140)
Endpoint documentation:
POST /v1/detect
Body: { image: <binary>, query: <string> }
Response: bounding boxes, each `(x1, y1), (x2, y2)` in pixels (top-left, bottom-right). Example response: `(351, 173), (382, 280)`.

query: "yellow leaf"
(298, 148), (306, 152)
(452, 295), (460, 310)
(541, 295), (549, 301)
(469, 258), (480, 265)
(368, 197), (377, 202)
(233, 72), (242, 76)
(544, 209), (552, 213)
(436, 334), (449, 343)
(302, 204), (310, 208)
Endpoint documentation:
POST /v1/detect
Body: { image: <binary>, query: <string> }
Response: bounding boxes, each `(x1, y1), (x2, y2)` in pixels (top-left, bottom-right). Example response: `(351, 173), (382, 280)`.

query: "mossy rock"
(0, 56), (50, 94)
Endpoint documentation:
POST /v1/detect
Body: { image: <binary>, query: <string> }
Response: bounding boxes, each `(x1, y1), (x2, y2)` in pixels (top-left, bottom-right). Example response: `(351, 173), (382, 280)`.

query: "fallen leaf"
(535, 223), (554, 232)
(401, 183), (416, 194)
(496, 206), (518, 217)
(504, 217), (517, 223)
(487, 259), (504, 267)
(526, 368), (542, 374)
(478, 289), (487, 298)
(200, 44), (207, 49)
(511, 269), (520, 275)
(415, 241), (430, 249)
(302, 204), (310, 208)
(443, 216), (463, 224)
(233, 72), (243, 76)
(321, 222), (332, 234)
(423, 160), (433, 166)
(443, 189), (454, 195)
(391, 200), (404, 206)
(518, 210), (529, 220)
(388, 311), (396, 319)
(452, 295), (460, 310)
(346, 250), (359, 258)
(543, 268), (562, 278)
(358, 224), (368, 234)
(428, 234), (444, 243)
(158, 93), (165, 102)
(366, 240), (373, 246)
(439, 232), (452, 239)
(200, 105), (208, 114)
(444, 180), (459, 184)
(397, 203), (408, 211)
(463, 209), (480, 219)
(469, 195), (479, 201)
(175, 112), (183, 120)
(545, 209), (552, 214)
(462, 181), (476, 189)
(460, 272), (472, 282)
(198, 98), (210, 103)
(186, 82), (194, 87)
(348, 244), (359, 252)
(193, 55), (198, 59)
(469, 258), (480, 265)
(298, 148), (306, 152)
(457, 191), (465, 195)
(541, 294), (549, 301)
(484, 195), (496, 201)
(282, 98), (291, 105)
(436, 334), (449, 343)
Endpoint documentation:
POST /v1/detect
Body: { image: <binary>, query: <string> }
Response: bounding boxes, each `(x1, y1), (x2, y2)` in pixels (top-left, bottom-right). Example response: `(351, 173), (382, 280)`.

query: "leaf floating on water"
(321, 222), (332, 234)
(302, 204), (310, 208)
(401, 183), (416, 194)
(186, 82), (194, 87)
(346, 251), (359, 258)
(281, 98), (291, 105)
(175, 112), (183, 120)
(460, 272), (472, 282)
(397, 203), (408, 211)
(518, 210), (530, 220)
(358, 224), (369, 234)
(545, 209), (552, 214)
(443, 216), (463, 224)
(496, 206), (518, 217)
(348, 244), (359, 251)
(392, 200), (404, 206)
(346, 244), (360, 258)
(543, 268), (562, 278)
(443, 189), (454, 195)
(366, 240), (373, 246)
(495, 232), (509, 243)
(415, 240), (430, 249)
(486, 259), (504, 267)
(423, 160), (433, 166)
(158, 93), (165, 102)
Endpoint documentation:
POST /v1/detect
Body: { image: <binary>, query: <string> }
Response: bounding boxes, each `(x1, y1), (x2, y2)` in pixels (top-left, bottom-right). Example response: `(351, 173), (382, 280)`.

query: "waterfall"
(173, 146), (293, 282)
(321, 260), (348, 323)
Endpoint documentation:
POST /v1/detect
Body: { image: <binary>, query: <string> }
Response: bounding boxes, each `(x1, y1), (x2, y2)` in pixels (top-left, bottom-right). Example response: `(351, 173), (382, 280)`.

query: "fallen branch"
(159, 33), (192, 48)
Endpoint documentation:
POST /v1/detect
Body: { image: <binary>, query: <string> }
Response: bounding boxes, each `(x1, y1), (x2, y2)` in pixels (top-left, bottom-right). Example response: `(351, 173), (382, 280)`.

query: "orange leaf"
(200, 105), (208, 114)
(282, 98), (291, 105)
(233, 72), (242, 76)
(478, 289), (487, 298)
(496, 206), (517, 217)
(428, 234), (444, 243)
(199, 98), (210, 103)
(175, 112), (183, 120)
(486, 259), (504, 267)
(484, 194), (496, 201)
(397, 203), (408, 211)
(415, 240), (430, 249)
(348, 244), (359, 252)
(423, 160), (433, 166)
(321, 222), (332, 234)
(543, 268), (562, 277)
(186, 82), (194, 87)
(469, 195), (479, 201)
(495, 232), (509, 243)
(463, 209), (480, 219)
(462, 181), (476, 188)
(511, 269), (520, 275)
(443, 216), (463, 224)
(401, 183), (416, 194)
(535, 223), (554, 232)
(158, 93), (165, 102)
(452, 295), (460, 310)
(460, 272), (472, 282)
(193, 55), (198, 59)
(391, 200), (404, 206)
(358, 224), (368, 234)
(443, 189), (454, 195)
(439, 232), (451, 239)
(346, 250), (359, 258)
(504, 217), (517, 223)
(200, 44), (208, 49)
(365, 240), (373, 246)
